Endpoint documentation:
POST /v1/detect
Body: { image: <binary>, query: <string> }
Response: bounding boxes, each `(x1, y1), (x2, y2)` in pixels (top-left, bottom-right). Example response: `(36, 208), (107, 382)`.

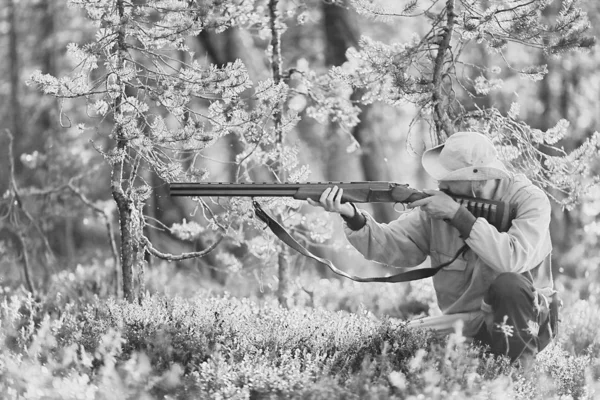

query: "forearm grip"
(452, 196), (516, 232)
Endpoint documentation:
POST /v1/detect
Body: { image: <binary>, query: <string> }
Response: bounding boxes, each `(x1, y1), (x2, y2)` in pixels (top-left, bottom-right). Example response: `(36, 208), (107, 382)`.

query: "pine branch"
(351, 0), (426, 20)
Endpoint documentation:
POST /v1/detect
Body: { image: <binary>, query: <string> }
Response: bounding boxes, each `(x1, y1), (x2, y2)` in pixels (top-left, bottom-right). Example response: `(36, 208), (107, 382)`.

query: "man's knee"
(488, 272), (532, 300)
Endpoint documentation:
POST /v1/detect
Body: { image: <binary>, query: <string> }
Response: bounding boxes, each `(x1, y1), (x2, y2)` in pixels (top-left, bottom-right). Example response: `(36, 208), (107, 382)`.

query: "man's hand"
(407, 189), (460, 220)
(306, 186), (355, 218)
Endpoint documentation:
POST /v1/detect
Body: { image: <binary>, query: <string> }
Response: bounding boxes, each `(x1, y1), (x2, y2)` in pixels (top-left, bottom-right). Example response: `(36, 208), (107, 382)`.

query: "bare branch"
(4, 129), (56, 262)
(142, 235), (222, 261)
(15, 230), (36, 295)
(67, 183), (120, 280)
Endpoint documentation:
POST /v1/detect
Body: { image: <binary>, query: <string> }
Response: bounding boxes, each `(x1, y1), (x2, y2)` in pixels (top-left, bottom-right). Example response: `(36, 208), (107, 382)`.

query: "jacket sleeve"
(465, 186), (552, 273)
(343, 208), (431, 268)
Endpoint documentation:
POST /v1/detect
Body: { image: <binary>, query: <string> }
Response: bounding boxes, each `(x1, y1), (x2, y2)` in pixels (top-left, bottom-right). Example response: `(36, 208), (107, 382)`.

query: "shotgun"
(169, 181), (518, 283)
(169, 181), (517, 232)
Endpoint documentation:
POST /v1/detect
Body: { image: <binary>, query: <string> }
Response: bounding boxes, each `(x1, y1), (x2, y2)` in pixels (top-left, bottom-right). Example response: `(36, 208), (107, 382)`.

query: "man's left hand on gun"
(306, 186), (355, 218)
(408, 189), (460, 220)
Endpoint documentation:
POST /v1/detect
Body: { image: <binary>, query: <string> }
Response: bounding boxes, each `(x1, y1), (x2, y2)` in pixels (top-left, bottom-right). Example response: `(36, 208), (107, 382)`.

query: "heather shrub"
(143, 261), (440, 321)
(559, 295), (600, 358)
(533, 343), (592, 399)
(1, 269), (599, 399)
(0, 291), (183, 400)
(78, 294), (439, 376)
(46, 260), (116, 305)
(305, 278), (439, 319)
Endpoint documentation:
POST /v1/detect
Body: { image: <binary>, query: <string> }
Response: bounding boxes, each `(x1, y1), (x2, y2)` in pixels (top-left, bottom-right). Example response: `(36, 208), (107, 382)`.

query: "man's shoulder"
(504, 174), (550, 208)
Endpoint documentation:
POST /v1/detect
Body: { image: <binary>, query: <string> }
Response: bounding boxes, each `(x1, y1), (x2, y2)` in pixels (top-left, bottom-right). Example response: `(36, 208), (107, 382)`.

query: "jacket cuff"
(450, 206), (477, 238)
(341, 203), (366, 231)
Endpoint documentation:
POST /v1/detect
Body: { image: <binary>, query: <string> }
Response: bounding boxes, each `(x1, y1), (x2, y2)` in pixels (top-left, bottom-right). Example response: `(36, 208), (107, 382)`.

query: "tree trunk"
(8, 0), (21, 140)
(268, 0), (292, 307)
(113, 190), (135, 302)
(322, 1), (395, 222)
(349, 91), (396, 222)
(16, 230), (35, 295)
(431, 0), (456, 141)
(194, 29), (253, 284)
(277, 247), (291, 307)
(112, 0), (142, 302)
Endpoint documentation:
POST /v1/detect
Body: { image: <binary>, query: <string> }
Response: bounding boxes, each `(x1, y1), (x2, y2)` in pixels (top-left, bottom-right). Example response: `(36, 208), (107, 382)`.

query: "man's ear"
(471, 180), (486, 197)
(475, 179), (496, 197)
(474, 180), (486, 191)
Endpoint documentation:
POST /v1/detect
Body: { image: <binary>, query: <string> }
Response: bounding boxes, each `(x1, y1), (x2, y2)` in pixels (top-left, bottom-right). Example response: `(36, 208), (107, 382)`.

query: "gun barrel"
(170, 182), (302, 197)
(169, 181), (399, 203)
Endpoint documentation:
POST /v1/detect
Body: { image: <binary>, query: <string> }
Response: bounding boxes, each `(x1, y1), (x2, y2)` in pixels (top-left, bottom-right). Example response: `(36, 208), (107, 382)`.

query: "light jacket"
(344, 174), (553, 336)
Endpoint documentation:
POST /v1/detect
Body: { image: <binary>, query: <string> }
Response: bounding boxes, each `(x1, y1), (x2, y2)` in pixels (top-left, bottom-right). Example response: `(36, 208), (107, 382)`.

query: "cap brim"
(422, 144), (450, 181)
(422, 145), (510, 181)
(441, 162), (511, 181)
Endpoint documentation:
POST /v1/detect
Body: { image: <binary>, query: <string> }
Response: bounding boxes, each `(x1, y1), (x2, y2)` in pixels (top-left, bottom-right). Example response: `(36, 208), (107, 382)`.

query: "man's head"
(422, 132), (510, 197)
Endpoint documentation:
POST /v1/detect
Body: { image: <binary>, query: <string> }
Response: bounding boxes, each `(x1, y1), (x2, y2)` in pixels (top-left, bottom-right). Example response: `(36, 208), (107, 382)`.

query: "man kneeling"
(309, 132), (557, 366)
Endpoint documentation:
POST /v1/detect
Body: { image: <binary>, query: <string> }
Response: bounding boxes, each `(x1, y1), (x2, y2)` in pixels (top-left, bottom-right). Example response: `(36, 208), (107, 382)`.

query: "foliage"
(4, 0), (598, 306)
(300, 277), (439, 319)
(1, 265), (599, 399)
(559, 293), (600, 358)
(328, 0), (600, 208)
(22, 0), (325, 301)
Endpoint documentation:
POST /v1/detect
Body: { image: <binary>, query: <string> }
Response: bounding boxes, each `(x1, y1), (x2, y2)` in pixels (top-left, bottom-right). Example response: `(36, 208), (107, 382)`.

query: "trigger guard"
(393, 202), (407, 213)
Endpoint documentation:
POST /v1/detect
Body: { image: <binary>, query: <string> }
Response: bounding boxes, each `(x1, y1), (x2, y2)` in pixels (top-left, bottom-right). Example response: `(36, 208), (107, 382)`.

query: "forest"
(1, 0), (600, 398)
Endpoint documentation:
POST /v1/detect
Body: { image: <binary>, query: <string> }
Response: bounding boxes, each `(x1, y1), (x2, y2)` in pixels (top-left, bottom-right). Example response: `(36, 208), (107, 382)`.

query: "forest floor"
(0, 261), (598, 399)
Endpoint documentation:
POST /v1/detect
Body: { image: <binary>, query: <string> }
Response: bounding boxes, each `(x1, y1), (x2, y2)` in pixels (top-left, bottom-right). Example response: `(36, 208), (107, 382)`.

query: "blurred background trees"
(1, 0), (599, 303)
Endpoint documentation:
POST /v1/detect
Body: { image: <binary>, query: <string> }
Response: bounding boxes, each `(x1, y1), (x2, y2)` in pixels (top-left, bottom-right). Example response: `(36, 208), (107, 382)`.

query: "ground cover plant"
(0, 262), (598, 399)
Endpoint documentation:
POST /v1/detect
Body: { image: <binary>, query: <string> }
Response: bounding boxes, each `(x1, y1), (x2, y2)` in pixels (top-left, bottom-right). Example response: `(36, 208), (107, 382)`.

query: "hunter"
(308, 131), (556, 366)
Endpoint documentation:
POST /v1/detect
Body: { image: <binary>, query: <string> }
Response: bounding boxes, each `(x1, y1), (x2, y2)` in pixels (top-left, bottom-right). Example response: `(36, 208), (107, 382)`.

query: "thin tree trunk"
(40, 2), (56, 78)
(322, 1), (395, 222)
(111, 0), (140, 302)
(8, 0), (21, 140)
(268, 0), (292, 308)
(40, 1), (60, 280)
(349, 91), (395, 222)
(321, 0), (358, 183)
(537, 53), (553, 132)
(431, 0), (456, 141)
(5, 129), (35, 294)
(195, 30), (254, 284)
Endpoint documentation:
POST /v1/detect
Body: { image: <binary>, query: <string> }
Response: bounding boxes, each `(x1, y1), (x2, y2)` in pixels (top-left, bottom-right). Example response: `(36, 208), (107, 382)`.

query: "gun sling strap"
(253, 201), (469, 283)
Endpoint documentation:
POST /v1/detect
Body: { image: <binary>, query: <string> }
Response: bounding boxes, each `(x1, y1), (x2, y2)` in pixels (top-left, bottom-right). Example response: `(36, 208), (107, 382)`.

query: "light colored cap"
(422, 132), (510, 181)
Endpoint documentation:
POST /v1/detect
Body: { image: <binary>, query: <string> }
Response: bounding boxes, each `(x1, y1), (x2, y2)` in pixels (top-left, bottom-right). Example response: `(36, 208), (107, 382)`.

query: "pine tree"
(323, 0), (599, 207)
(28, 0), (306, 301)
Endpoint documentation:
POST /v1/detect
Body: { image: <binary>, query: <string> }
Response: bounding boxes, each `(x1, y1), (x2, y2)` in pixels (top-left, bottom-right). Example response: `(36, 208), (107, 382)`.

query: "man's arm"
(465, 187), (552, 273)
(308, 186), (431, 267)
(344, 209), (431, 268)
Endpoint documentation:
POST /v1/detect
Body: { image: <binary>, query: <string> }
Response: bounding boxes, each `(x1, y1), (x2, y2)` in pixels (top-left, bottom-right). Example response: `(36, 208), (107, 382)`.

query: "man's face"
(437, 180), (474, 197)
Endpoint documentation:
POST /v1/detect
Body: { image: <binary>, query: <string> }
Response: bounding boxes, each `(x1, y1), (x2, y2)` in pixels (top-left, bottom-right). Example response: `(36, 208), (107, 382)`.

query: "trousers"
(473, 272), (554, 362)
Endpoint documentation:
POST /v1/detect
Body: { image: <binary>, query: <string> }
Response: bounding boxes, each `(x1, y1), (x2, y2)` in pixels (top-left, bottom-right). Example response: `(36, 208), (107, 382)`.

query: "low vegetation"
(0, 262), (598, 399)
